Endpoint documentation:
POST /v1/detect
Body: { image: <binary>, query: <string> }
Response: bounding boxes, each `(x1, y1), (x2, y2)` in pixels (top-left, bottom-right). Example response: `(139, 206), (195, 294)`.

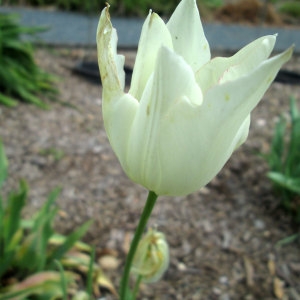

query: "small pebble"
(254, 219), (265, 230)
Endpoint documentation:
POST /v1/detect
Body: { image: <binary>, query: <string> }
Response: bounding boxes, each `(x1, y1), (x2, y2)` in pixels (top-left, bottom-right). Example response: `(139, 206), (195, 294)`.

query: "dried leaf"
(1, 271), (71, 299)
(268, 258), (276, 276)
(97, 247), (119, 257)
(243, 256), (254, 287)
(273, 277), (285, 299)
(123, 232), (132, 254)
(96, 272), (118, 297)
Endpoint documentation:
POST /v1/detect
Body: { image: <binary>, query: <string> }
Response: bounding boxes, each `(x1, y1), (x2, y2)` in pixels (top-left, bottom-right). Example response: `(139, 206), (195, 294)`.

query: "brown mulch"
(0, 46), (299, 299)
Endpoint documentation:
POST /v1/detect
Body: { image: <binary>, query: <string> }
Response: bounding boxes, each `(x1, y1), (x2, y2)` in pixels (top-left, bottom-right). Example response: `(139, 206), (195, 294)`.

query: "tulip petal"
(97, 6), (125, 95)
(125, 47), (203, 195)
(129, 46), (291, 196)
(194, 47), (294, 188)
(102, 93), (139, 171)
(129, 12), (173, 101)
(196, 35), (276, 93)
(97, 6), (139, 168)
(202, 46), (293, 131)
(233, 115), (251, 150)
(167, 0), (210, 72)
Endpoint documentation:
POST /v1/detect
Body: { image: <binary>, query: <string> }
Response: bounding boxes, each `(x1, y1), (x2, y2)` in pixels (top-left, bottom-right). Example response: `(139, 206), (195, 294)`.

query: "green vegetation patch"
(264, 97), (300, 222)
(0, 13), (58, 108)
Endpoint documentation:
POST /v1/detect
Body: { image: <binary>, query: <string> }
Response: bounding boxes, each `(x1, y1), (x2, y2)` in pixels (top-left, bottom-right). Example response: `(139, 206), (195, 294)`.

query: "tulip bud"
(131, 228), (169, 283)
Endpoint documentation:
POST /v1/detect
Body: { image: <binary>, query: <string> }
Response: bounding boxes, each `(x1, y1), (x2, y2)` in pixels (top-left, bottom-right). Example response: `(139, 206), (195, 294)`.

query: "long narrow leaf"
(0, 13), (58, 108)
(47, 220), (93, 264)
(55, 260), (68, 300)
(86, 246), (96, 298)
(0, 93), (18, 107)
(3, 180), (27, 248)
(268, 172), (300, 194)
(0, 139), (8, 188)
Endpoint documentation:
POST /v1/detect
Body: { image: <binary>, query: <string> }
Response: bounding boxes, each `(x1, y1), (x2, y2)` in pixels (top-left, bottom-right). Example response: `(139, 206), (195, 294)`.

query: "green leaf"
(0, 93), (18, 107)
(0, 250), (15, 278)
(0, 13), (58, 108)
(264, 97), (300, 221)
(276, 233), (300, 247)
(268, 172), (300, 194)
(47, 220), (93, 265)
(269, 116), (286, 172)
(0, 271), (66, 300)
(285, 98), (300, 176)
(55, 260), (68, 300)
(31, 188), (61, 271)
(3, 180), (28, 248)
(11, 187), (61, 274)
(86, 246), (96, 298)
(0, 139), (8, 188)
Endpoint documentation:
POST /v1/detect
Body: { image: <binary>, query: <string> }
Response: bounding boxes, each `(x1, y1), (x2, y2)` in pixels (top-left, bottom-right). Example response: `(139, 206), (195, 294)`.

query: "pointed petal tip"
(167, 0), (211, 70)
(97, 4), (112, 38)
(261, 35), (277, 50)
(288, 44), (295, 53)
(148, 11), (162, 25)
(281, 45), (294, 62)
(96, 4), (126, 94)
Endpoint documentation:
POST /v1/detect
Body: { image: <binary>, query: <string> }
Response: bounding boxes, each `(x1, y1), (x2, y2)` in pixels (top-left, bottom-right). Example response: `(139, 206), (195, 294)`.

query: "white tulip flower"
(97, 0), (293, 196)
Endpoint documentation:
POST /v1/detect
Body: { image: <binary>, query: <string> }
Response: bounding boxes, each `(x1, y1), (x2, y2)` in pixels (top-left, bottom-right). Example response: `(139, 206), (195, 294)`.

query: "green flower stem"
(132, 275), (143, 300)
(119, 190), (158, 300)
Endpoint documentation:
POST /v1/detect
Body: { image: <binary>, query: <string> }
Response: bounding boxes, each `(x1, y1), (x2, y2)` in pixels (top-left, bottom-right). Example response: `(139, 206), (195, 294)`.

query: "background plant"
(0, 13), (57, 108)
(278, 1), (300, 18)
(263, 97), (300, 222)
(0, 140), (116, 299)
(3, 0), (224, 16)
(4, 0), (300, 19)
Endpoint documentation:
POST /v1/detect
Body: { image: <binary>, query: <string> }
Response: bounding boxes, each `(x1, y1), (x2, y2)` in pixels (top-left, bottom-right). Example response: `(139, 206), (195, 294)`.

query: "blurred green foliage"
(39, 148), (65, 161)
(3, 0), (300, 19)
(278, 1), (300, 18)
(3, 0), (223, 16)
(0, 13), (57, 108)
(0, 140), (115, 299)
(264, 97), (300, 222)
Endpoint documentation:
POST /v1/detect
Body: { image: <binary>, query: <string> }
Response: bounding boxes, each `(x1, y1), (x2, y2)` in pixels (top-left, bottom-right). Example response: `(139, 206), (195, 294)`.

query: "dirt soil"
(0, 46), (300, 300)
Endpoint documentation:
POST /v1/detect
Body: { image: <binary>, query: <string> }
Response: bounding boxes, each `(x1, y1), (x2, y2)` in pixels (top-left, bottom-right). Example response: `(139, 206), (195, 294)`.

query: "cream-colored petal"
(144, 46), (292, 196)
(202, 46), (293, 131)
(97, 6), (125, 96)
(97, 6), (139, 169)
(167, 0), (210, 71)
(233, 115), (251, 150)
(129, 12), (173, 101)
(102, 93), (139, 171)
(125, 47), (203, 195)
(192, 47), (294, 188)
(196, 35), (276, 93)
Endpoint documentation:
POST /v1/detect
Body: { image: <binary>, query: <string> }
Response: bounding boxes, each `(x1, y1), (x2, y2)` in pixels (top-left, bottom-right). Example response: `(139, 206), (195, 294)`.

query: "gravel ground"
(0, 47), (300, 300)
